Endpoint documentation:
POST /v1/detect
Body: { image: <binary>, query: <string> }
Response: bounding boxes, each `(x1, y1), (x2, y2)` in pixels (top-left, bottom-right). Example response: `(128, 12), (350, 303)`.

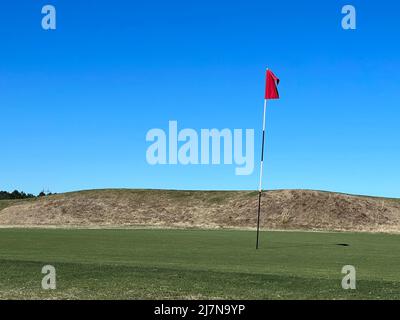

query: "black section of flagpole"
(256, 128), (266, 250)
(255, 191), (262, 249)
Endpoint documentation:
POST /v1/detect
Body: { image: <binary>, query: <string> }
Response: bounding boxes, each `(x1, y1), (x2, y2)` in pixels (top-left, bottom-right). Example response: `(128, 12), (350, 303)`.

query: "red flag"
(264, 69), (280, 100)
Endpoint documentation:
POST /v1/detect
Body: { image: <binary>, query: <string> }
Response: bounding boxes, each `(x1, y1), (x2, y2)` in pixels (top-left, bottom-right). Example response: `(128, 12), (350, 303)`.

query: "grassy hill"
(0, 189), (399, 233)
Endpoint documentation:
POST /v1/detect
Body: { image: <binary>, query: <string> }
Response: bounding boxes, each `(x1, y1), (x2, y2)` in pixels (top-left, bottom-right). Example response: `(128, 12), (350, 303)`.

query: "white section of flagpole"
(258, 99), (267, 191)
(256, 99), (267, 249)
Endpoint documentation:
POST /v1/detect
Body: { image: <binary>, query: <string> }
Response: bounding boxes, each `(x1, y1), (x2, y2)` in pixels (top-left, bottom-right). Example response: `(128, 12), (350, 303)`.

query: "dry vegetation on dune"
(0, 189), (399, 233)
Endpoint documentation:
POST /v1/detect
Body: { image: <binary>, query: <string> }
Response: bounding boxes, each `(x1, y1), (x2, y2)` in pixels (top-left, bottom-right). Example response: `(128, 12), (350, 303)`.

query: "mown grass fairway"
(0, 228), (399, 299)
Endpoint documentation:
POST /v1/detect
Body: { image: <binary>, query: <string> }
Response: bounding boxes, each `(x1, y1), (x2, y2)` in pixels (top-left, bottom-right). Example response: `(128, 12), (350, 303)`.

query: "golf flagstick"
(256, 98), (267, 250)
(256, 68), (280, 250)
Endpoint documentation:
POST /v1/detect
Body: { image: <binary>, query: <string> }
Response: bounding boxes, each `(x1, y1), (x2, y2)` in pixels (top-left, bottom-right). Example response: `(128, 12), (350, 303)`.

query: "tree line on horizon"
(0, 190), (54, 200)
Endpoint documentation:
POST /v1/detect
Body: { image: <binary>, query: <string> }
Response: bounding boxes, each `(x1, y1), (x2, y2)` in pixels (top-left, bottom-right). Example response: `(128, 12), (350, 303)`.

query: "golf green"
(0, 228), (399, 299)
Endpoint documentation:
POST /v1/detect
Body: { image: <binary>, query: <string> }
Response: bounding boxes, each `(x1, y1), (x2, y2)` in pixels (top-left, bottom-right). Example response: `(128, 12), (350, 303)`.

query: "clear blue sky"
(1, 0), (399, 197)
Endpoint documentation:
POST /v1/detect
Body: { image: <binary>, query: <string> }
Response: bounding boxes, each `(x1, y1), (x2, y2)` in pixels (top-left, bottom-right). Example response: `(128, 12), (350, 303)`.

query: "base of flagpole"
(256, 190), (262, 249)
